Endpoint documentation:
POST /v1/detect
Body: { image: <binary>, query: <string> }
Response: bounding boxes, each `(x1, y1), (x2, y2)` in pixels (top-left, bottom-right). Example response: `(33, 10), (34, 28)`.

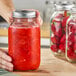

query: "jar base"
(53, 51), (65, 57)
(66, 56), (76, 63)
(13, 69), (37, 72)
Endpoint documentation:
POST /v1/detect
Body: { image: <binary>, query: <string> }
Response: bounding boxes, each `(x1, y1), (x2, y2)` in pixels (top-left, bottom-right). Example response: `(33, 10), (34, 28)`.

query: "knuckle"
(0, 64), (6, 69)
(0, 58), (7, 66)
(2, 60), (7, 65)
(2, 65), (6, 69)
(0, 51), (2, 58)
(0, 51), (9, 61)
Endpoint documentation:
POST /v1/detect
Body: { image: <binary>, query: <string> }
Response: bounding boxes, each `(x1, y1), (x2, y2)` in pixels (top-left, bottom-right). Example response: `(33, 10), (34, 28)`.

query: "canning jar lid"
(55, 1), (75, 10)
(45, 0), (56, 5)
(13, 10), (36, 18)
(71, 7), (76, 12)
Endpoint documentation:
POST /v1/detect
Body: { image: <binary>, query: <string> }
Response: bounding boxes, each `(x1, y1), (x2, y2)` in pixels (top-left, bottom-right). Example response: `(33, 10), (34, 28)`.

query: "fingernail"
(10, 64), (13, 68)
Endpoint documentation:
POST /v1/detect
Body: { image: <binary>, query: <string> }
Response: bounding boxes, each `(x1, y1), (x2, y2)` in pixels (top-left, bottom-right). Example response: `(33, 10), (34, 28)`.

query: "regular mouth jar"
(50, 1), (75, 57)
(66, 7), (76, 63)
(8, 10), (40, 71)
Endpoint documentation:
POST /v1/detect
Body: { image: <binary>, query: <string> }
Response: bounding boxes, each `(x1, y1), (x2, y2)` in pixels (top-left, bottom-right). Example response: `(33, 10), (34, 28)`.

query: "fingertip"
(7, 67), (13, 72)
(8, 56), (12, 62)
(7, 64), (14, 72)
(9, 67), (13, 72)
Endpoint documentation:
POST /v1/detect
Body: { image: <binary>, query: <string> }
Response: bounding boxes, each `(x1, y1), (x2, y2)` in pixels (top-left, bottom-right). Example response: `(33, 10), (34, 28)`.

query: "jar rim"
(55, 1), (75, 10)
(13, 10), (36, 18)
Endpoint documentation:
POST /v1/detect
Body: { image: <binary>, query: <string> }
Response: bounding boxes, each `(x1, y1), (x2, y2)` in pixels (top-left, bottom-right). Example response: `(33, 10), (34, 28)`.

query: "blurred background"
(0, 0), (76, 48)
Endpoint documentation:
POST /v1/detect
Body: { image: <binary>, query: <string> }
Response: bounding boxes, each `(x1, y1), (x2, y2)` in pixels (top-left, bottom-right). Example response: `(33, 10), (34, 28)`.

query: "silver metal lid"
(71, 7), (76, 12)
(45, 0), (56, 5)
(13, 10), (36, 18)
(55, 1), (75, 10)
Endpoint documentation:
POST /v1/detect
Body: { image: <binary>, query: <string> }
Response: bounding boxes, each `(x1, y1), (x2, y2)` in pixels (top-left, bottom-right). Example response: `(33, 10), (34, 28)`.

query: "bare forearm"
(0, 0), (15, 23)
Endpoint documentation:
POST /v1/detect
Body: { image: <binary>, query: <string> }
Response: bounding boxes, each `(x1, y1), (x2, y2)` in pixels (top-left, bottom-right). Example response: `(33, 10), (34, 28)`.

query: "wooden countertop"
(1, 48), (76, 76)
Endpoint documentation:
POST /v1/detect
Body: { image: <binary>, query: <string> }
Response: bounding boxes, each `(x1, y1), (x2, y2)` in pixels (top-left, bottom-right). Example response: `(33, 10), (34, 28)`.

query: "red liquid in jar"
(8, 26), (40, 71)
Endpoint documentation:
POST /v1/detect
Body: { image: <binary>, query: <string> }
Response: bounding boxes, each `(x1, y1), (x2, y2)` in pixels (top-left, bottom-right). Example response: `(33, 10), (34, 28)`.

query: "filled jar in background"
(50, 1), (74, 57)
(66, 7), (76, 62)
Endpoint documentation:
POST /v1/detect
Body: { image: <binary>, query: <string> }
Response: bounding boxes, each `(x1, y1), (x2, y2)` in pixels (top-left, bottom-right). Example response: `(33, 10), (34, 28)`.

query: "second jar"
(50, 1), (74, 57)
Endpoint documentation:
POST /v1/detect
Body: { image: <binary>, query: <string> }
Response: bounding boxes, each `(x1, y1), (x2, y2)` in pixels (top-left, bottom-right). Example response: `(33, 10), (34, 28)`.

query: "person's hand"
(35, 10), (43, 26)
(0, 49), (13, 71)
(0, 0), (14, 24)
(0, 0), (43, 26)
(22, 9), (43, 26)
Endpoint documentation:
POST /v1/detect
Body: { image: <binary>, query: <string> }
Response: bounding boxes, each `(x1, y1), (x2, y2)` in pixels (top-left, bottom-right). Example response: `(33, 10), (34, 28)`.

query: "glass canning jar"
(66, 7), (76, 62)
(50, 1), (74, 57)
(8, 10), (40, 71)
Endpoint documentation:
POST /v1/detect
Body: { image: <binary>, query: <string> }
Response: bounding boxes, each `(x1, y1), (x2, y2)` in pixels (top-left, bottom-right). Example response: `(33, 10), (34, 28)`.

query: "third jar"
(66, 7), (76, 62)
